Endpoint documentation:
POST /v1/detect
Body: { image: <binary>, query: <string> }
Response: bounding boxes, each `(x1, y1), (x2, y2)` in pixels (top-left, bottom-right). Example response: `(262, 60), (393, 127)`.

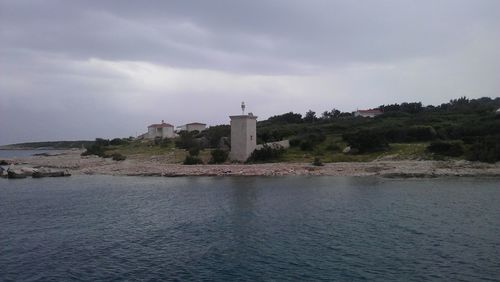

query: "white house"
(147, 120), (175, 139)
(176, 122), (206, 133)
(354, 109), (383, 118)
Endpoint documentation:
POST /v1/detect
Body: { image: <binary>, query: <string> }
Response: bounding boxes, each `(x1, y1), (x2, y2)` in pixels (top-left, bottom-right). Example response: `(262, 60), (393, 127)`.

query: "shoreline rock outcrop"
(1, 150), (500, 179)
(6, 167), (32, 179)
(32, 168), (71, 178)
(3, 165), (71, 179)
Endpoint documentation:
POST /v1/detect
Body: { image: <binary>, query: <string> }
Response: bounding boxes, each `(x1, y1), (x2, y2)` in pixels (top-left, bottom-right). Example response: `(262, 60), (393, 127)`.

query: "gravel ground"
(4, 150), (500, 178)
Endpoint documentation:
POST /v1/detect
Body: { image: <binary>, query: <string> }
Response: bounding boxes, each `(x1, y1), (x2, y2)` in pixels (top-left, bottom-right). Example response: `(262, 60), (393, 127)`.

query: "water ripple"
(1, 176), (499, 281)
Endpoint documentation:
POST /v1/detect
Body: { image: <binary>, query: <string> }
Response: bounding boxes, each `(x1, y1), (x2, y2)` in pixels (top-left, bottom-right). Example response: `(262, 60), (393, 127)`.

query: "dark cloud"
(3, 0), (498, 71)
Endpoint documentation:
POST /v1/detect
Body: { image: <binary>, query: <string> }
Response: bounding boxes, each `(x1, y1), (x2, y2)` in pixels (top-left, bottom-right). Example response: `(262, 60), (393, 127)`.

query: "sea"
(1, 176), (499, 281)
(0, 149), (63, 159)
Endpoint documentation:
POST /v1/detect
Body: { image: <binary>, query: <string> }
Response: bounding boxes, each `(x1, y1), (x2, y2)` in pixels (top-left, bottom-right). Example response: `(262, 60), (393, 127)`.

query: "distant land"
(0, 140), (93, 150)
(2, 96), (500, 164)
(2, 97), (500, 178)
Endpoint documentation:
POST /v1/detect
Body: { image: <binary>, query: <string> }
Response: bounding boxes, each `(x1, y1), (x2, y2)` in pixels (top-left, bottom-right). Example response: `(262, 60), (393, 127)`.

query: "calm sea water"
(0, 149), (62, 159)
(1, 176), (499, 281)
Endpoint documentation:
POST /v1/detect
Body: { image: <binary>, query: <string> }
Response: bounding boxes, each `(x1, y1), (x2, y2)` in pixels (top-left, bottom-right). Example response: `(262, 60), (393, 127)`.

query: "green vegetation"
(81, 138), (110, 158)
(247, 145), (285, 163)
(256, 96), (500, 163)
(197, 125), (230, 148)
(183, 155), (203, 165)
(2, 140), (94, 149)
(181, 146), (204, 164)
(111, 153), (126, 161)
(209, 149), (229, 164)
(465, 135), (500, 163)
(79, 96), (500, 164)
(175, 131), (199, 149)
(312, 157), (324, 166)
(427, 141), (464, 157)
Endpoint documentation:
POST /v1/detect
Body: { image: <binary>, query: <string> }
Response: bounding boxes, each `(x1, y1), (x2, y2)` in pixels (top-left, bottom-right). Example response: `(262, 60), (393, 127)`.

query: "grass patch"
(281, 141), (431, 163)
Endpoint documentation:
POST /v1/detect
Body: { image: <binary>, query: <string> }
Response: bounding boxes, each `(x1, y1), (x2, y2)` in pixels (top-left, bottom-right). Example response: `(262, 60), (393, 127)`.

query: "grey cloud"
(1, 0), (499, 144)
(3, 0), (499, 72)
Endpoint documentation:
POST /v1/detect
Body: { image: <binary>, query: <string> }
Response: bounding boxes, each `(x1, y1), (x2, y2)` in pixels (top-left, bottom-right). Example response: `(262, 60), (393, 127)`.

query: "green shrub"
(94, 138), (110, 147)
(312, 157), (324, 166)
(305, 132), (326, 144)
(289, 130), (326, 151)
(383, 126), (437, 142)
(289, 138), (301, 147)
(110, 138), (127, 146)
(300, 140), (314, 151)
(197, 125), (230, 148)
(209, 149), (228, 164)
(343, 130), (389, 153)
(160, 138), (172, 148)
(111, 153), (126, 161)
(81, 144), (106, 157)
(325, 143), (341, 151)
(183, 155), (203, 165)
(406, 126), (437, 141)
(175, 131), (198, 149)
(81, 138), (112, 157)
(188, 146), (200, 156)
(247, 145), (285, 162)
(466, 136), (500, 163)
(427, 141), (464, 157)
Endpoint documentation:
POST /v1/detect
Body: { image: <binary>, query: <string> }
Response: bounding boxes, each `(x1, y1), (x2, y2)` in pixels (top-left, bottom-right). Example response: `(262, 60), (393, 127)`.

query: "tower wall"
(230, 115), (257, 162)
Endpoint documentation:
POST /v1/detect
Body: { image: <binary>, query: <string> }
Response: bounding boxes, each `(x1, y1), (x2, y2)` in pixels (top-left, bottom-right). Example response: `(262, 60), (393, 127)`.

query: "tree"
(321, 111), (330, 120)
(303, 110), (317, 123)
(343, 130), (389, 153)
(175, 131), (198, 149)
(209, 149), (229, 164)
(320, 109), (340, 120)
(198, 125), (230, 148)
(267, 112), (303, 124)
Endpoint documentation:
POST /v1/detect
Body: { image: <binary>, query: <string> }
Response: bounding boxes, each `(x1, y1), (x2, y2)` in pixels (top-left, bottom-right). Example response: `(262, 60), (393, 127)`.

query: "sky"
(1, 0), (499, 145)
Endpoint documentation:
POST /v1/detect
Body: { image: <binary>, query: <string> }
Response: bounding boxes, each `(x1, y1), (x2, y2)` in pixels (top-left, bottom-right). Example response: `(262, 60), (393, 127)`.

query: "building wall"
(256, 140), (290, 150)
(354, 111), (380, 118)
(161, 126), (175, 138)
(230, 115), (257, 162)
(147, 126), (174, 139)
(186, 124), (206, 132)
(147, 127), (156, 139)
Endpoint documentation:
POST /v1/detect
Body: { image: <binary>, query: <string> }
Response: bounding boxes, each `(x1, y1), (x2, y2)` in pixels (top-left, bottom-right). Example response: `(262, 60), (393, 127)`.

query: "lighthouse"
(229, 102), (257, 162)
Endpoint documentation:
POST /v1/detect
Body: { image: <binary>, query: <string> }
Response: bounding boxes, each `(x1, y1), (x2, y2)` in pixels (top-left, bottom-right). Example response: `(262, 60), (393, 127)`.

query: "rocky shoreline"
(2, 150), (500, 178)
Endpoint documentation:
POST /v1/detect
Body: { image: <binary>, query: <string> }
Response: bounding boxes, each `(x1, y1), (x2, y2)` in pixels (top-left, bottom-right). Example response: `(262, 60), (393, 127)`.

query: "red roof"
(148, 122), (173, 128)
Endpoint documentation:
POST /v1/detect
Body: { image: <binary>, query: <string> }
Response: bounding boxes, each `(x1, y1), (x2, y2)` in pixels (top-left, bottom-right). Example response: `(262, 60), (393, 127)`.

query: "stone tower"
(230, 113), (257, 162)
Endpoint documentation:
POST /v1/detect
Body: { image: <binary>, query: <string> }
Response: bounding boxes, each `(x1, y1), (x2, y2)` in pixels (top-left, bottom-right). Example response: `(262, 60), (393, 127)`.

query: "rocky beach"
(2, 149), (500, 178)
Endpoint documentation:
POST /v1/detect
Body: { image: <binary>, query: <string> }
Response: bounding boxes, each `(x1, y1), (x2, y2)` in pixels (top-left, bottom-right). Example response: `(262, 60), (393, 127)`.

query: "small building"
(176, 122), (206, 133)
(137, 133), (148, 140)
(353, 109), (383, 118)
(147, 120), (175, 139)
(230, 113), (257, 162)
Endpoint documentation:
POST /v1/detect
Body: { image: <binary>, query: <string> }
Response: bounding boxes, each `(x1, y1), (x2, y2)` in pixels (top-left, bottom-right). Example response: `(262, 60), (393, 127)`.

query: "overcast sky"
(1, 0), (499, 145)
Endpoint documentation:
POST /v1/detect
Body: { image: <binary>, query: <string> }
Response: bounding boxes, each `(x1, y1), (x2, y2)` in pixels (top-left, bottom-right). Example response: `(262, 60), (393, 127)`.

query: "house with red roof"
(147, 120), (175, 139)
